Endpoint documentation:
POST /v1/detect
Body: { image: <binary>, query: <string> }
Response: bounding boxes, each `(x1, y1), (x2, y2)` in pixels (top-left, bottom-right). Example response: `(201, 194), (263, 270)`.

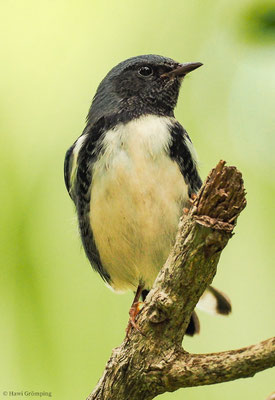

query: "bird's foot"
(126, 301), (145, 338)
(183, 193), (198, 215)
(190, 192), (197, 202)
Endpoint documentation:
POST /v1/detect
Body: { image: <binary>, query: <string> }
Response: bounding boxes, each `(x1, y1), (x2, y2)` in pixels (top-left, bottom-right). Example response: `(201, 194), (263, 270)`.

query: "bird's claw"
(190, 192), (197, 202)
(126, 301), (145, 338)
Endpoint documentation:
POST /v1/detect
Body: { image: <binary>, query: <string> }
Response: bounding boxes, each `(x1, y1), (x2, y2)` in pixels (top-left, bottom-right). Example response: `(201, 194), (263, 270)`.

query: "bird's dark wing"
(168, 122), (202, 196)
(65, 117), (111, 283)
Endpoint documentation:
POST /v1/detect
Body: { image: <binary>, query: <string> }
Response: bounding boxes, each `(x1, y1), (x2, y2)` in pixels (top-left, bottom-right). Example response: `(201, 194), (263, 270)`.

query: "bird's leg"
(190, 192), (197, 201)
(126, 285), (145, 337)
(183, 192), (198, 214)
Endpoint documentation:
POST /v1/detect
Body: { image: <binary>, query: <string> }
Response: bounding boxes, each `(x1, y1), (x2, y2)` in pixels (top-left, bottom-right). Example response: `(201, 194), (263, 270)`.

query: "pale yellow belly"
(90, 151), (188, 292)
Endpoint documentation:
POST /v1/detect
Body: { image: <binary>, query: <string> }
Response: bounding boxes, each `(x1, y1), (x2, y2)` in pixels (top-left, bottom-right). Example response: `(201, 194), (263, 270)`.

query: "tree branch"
(86, 161), (275, 400)
(165, 337), (275, 390)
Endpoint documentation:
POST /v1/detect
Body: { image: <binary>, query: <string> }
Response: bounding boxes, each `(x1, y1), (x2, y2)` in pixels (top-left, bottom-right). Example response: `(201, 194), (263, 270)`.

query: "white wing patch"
(70, 134), (87, 187)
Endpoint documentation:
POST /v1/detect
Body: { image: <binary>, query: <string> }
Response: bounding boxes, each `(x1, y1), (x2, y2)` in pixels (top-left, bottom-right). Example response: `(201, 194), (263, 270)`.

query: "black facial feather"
(87, 54), (182, 126)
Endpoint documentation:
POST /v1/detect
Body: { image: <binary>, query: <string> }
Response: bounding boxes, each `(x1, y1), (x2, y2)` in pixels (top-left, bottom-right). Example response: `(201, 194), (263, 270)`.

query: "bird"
(64, 54), (231, 336)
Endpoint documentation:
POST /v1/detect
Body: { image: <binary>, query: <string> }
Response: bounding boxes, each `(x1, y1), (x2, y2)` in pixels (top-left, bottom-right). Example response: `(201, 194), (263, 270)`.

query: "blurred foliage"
(0, 1), (274, 399)
(241, 2), (275, 42)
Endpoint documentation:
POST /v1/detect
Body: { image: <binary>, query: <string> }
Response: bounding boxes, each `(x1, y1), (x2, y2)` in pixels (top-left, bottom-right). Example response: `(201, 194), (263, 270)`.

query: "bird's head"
(87, 54), (202, 125)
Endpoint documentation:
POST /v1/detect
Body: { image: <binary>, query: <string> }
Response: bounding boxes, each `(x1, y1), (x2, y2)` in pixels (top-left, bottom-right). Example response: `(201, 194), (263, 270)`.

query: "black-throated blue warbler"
(64, 54), (231, 335)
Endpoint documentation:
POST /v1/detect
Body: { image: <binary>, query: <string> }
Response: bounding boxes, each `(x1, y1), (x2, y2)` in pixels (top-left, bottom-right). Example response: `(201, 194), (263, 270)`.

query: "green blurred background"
(0, 1), (274, 399)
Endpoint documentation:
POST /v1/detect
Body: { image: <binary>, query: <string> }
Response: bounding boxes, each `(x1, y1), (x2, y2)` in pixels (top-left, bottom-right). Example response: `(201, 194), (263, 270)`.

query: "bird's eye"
(138, 66), (153, 77)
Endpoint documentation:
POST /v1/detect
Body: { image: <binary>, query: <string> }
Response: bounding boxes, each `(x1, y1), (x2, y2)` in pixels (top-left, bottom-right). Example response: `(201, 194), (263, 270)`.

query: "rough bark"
(86, 161), (275, 400)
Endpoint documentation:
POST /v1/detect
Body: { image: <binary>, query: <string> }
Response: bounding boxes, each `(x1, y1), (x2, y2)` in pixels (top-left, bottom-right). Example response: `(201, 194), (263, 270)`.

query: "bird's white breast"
(90, 115), (189, 292)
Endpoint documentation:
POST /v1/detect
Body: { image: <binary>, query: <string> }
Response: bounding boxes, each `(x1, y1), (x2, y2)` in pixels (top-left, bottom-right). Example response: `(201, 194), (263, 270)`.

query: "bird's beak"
(161, 62), (203, 79)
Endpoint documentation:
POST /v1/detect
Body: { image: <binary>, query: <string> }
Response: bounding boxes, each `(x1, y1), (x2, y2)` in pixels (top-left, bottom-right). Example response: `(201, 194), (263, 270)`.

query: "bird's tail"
(186, 286), (231, 336)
